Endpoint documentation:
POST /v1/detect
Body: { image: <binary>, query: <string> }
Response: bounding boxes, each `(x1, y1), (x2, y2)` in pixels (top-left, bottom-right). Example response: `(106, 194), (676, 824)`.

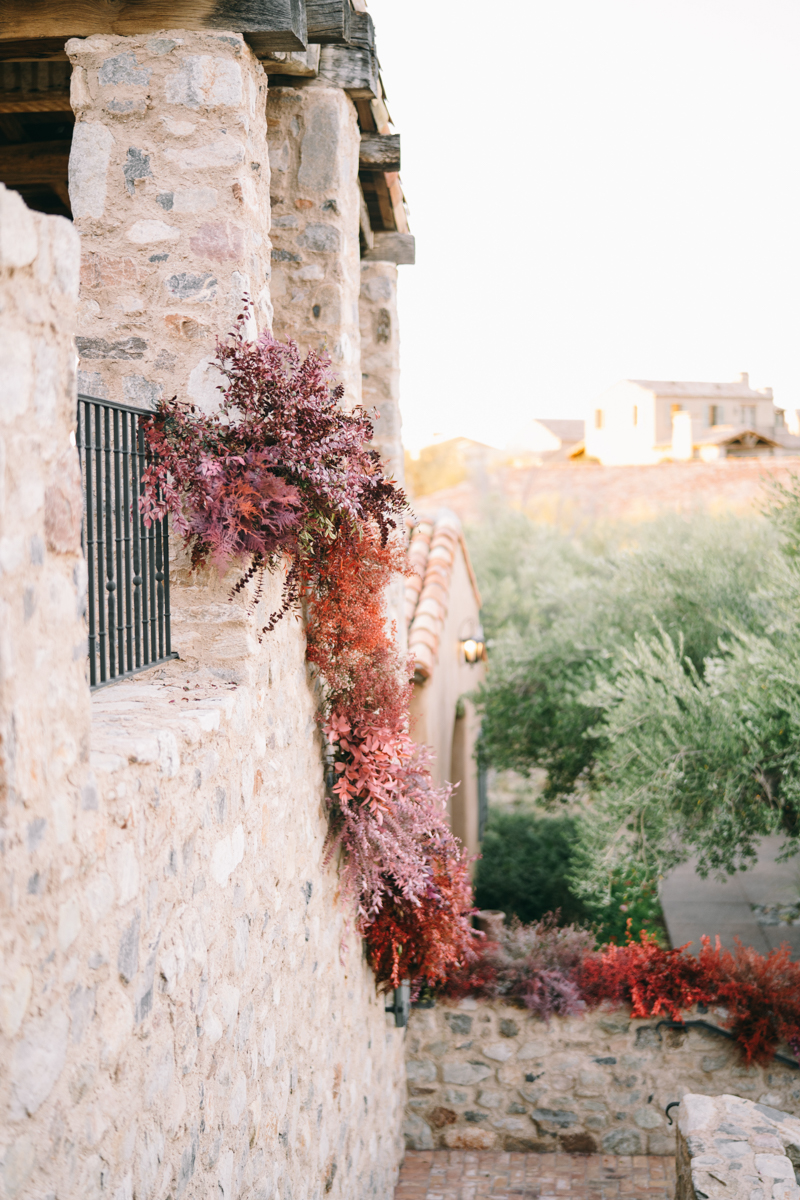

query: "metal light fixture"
(385, 979), (411, 1027)
(458, 620), (486, 665)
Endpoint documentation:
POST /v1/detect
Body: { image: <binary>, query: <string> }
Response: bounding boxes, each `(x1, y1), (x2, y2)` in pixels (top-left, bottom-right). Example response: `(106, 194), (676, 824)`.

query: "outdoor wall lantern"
(385, 980), (411, 1027)
(458, 621), (486, 665)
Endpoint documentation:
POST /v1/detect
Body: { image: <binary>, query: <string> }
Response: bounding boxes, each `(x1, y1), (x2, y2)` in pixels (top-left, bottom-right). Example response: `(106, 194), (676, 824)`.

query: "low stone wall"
(404, 1000), (800, 1155)
(676, 1093), (800, 1200)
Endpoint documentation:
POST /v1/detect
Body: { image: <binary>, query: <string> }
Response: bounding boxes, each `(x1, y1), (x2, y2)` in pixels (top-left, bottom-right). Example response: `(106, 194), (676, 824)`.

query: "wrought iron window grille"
(77, 394), (178, 689)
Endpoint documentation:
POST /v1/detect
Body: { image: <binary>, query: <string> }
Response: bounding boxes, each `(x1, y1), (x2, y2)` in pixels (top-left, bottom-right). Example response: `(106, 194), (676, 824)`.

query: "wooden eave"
(354, 79), (410, 236)
(0, 0), (308, 53)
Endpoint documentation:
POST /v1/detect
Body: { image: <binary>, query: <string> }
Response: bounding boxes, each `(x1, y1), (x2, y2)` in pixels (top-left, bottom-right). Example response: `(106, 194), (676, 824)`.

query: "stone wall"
(404, 1000), (800, 1156)
(266, 85), (362, 409)
(359, 260), (403, 487)
(0, 189), (406, 1200)
(67, 31), (272, 410)
(676, 1092), (800, 1200)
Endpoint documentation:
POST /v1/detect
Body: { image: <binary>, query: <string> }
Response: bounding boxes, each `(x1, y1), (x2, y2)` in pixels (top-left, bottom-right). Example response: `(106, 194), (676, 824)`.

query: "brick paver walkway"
(395, 1151), (676, 1200)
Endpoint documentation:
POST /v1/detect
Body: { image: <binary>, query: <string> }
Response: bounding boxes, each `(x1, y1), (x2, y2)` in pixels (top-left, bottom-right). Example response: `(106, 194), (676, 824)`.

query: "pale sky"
(368, 0), (800, 453)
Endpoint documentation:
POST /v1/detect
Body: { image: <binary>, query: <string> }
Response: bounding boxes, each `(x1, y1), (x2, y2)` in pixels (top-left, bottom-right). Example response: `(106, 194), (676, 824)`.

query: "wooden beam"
(362, 232), (415, 266)
(359, 133), (399, 172)
(0, 139), (71, 185)
(385, 171), (409, 233)
(0, 39), (68, 61)
(347, 11), (374, 52)
(0, 91), (72, 112)
(50, 180), (71, 209)
(360, 170), (395, 231)
(306, 0), (351, 44)
(0, 1), (308, 51)
(317, 44), (377, 98)
(249, 43), (319, 74)
(354, 97), (376, 132)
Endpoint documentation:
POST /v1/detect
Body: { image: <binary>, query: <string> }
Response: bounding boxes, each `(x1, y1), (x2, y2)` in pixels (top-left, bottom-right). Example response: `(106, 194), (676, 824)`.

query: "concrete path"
(661, 836), (800, 958)
(395, 1150), (676, 1199)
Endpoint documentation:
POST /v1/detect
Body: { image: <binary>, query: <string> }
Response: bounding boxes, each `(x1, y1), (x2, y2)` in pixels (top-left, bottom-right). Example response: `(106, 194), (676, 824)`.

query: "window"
(742, 405), (756, 427)
(594, 409), (604, 430)
(632, 405), (638, 426)
(709, 405), (722, 426)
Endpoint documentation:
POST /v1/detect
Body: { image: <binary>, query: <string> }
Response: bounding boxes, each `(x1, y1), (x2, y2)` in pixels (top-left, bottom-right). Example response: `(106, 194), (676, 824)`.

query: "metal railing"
(77, 394), (177, 689)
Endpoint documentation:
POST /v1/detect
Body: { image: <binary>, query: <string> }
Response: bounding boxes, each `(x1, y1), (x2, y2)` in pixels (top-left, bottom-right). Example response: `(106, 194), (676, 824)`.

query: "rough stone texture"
(267, 85), (362, 409)
(0, 191), (406, 1199)
(1, 570), (406, 1199)
(676, 1092), (800, 1200)
(405, 1001), (800, 1156)
(359, 260), (403, 487)
(67, 32), (273, 409)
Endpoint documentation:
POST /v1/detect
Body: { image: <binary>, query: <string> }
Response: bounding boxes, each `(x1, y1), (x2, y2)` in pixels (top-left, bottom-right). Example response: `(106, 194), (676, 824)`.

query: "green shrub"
(474, 811), (589, 926)
(475, 809), (666, 943)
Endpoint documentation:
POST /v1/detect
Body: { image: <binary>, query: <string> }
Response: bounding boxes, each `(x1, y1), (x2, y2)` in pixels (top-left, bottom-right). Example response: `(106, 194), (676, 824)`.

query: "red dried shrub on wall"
(444, 918), (800, 1063)
(140, 321), (477, 991)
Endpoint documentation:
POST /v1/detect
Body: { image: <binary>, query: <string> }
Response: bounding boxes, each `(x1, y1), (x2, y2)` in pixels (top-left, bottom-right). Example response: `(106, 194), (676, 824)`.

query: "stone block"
(10, 1009), (70, 1118)
(69, 122), (115, 221)
(0, 186), (38, 269)
(403, 1113), (433, 1151)
(442, 1126), (497, 1150)
(482, 1041), (515, 1062)
(443, 1062), (493, 1086)
(406, 1060), (437, 1084)
(444, 1011), (473, 1036)
(601, 1129), (643, 1154)
(531, 1108), (580, 1130)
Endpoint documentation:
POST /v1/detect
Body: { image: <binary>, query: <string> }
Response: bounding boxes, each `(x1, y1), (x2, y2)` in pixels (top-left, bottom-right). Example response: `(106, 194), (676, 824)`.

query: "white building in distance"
(585, 374), (798, 465)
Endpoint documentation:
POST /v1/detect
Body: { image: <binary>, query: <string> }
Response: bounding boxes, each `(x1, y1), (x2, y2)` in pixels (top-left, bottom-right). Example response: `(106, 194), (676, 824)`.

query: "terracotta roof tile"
(406, 507), (482, 680)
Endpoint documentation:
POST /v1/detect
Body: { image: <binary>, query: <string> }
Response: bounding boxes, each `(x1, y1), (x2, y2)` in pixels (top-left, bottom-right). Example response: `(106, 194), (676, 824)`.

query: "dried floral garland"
(140, 321), (476, 990)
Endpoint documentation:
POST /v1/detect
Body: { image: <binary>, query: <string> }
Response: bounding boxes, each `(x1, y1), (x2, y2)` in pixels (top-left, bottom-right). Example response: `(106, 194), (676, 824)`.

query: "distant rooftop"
(534, 419), (585, 442)
(630, 373), (772, 400)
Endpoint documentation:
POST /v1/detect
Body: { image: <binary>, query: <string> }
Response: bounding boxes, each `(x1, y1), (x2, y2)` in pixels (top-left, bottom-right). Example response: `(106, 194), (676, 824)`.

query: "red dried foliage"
(577, 929), (709, 1022)
(139, 317), (477, 991)
(304, 527), (410, 726)
(696, 937), (800, 1063)
(365, 848), (479, 990)
(447, 917), (800, 1063)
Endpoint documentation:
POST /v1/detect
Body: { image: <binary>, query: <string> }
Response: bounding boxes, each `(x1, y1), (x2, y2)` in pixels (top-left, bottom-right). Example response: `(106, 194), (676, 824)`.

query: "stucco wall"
(0, 189), (406, 1200)
(404, 1000), (800, 1157)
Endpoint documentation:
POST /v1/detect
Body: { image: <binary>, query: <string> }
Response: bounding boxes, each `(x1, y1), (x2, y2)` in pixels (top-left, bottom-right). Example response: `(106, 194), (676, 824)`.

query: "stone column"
(360, 259), (404, 487)
(266, 84), (362, 409)
(67, 32), (272, 410)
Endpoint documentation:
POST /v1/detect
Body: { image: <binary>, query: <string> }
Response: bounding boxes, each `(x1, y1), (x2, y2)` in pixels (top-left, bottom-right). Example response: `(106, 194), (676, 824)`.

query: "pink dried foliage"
(325, 714), (460, 920)
(139, 316), (477, 989)
(446, 914), (593, 1020)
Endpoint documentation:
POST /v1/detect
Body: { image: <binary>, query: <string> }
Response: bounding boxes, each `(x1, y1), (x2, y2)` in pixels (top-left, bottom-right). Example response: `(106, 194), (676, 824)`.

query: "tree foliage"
(471, 511), (775, 802)
(469, 505), (800, 904)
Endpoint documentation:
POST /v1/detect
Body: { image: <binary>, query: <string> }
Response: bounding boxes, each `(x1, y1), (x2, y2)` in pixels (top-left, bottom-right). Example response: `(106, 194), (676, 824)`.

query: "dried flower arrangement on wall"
(140, 320), (476, 991)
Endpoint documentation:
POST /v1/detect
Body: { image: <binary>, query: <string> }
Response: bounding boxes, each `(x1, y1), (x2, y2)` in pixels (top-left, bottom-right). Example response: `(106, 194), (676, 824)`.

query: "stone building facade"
(0, 8), (418, 1197)
(0, 180), (406, 1200)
